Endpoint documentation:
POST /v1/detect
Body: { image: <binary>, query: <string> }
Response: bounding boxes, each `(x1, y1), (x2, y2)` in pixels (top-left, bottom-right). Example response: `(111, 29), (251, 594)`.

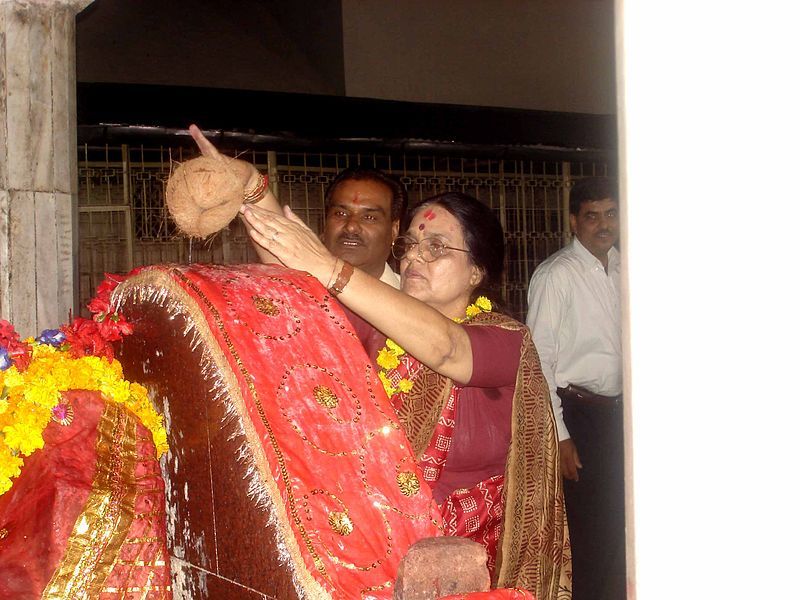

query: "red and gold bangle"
(328, 261), (354, 296)
(243, 172), (269, 204)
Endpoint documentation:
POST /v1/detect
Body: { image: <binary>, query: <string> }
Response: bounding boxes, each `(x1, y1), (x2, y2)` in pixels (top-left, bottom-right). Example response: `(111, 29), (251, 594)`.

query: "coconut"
(165, 156), (244, 238)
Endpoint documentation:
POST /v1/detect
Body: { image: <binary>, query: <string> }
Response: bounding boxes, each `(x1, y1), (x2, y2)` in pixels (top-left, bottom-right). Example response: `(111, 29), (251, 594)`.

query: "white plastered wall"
(618, 1), (800, 597)
(342, 0), (616, 114)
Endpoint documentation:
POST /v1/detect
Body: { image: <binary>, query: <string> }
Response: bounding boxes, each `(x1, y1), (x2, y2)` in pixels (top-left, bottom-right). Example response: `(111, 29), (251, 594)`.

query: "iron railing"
(78, 143), (611, 321)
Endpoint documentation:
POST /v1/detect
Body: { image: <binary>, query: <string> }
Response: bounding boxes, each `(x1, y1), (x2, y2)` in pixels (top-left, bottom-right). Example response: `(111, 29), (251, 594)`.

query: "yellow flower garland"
(376, 296), (493, 398)
(0, 341), (168, 496)
(376, 338), (414, 398)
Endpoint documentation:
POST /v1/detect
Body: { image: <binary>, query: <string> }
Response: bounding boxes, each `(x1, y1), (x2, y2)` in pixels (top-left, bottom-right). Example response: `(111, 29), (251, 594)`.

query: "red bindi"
(423, 209), (436, 220)
(418, 223), (425, 230)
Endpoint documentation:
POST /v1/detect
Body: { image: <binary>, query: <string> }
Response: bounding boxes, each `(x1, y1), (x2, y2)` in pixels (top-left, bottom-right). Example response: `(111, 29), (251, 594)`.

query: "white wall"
(77, 1), (616, 115)
(342, 0), (615, 114)
(619, 2), (800, 597)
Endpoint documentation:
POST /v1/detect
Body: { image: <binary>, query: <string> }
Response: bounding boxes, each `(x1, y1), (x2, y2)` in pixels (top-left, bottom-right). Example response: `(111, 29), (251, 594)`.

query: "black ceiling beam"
(77, 82), (617, 161)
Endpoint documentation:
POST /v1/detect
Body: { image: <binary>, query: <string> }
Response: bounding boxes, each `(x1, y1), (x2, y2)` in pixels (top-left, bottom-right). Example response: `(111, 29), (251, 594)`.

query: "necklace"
(376, 296), (493, 398)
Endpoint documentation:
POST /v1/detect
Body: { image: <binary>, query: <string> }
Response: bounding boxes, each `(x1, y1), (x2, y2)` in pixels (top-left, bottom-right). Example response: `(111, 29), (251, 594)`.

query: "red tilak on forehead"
(423, 209), (436, 220)
(418, 223), (425, 230)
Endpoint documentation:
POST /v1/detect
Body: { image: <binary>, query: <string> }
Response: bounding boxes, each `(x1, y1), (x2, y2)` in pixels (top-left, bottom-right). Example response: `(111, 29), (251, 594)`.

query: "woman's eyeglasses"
(391, 236), (470, 263)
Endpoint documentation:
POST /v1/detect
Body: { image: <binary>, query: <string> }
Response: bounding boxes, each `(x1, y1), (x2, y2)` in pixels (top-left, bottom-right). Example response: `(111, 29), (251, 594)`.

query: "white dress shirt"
(526, 238), (622, 441)
(380, 263), (401, 289)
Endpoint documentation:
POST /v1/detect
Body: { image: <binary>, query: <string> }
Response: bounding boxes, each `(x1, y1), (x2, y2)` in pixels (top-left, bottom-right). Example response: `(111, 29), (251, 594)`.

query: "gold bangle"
(243, 172), (268, 204)
(329, 261), (354, 296)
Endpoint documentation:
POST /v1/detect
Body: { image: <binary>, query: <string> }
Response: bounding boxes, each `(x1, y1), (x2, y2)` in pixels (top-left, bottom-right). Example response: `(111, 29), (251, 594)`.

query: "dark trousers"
(561, 396), (626, 600)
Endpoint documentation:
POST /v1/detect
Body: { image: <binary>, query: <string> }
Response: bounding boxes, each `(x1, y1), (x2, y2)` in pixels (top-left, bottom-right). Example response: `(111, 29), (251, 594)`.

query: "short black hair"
(569, 177), (618, 215)
(324, 167), (408, 223)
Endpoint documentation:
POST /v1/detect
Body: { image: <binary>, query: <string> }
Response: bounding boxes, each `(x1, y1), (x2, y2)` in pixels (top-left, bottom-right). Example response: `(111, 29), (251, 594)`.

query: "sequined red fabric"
(114, 264), (443, 599)
(108, 263), (550, 598)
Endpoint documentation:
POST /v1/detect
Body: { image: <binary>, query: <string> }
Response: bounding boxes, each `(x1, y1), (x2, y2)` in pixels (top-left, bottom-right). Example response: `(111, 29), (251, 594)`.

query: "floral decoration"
(462, 295), (493, 321)
(376, 339), (413, 398)
(0, 274), (168, 496)
(376, 296), (493, 398)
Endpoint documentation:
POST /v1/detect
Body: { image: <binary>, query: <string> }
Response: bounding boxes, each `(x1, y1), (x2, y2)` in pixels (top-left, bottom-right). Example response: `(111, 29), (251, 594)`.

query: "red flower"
(0, 319), (32, 371)
(87, 295), (112, 317)
(61, 318), (115, 362)
(87, 272), (128, 319)
(94, 312), (134, 342)
(96, 276), (119, 297)
(7, 343), (32, 371)
(77, 271), (135, 353)
(0, 319), (20, 345)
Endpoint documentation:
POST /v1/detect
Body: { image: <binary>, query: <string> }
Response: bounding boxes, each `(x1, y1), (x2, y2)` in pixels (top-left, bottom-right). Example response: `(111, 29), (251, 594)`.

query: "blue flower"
(36, 329), (66, 347)
(0, 347), (11, 371)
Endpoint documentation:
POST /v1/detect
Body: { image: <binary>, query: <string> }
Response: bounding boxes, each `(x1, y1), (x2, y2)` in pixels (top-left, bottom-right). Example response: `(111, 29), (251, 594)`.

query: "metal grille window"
(78, 144), (610, 321)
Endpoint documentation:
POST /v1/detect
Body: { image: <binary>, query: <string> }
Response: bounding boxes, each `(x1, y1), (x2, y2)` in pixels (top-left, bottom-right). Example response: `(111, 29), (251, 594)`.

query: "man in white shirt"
(526, 177), (623, 600)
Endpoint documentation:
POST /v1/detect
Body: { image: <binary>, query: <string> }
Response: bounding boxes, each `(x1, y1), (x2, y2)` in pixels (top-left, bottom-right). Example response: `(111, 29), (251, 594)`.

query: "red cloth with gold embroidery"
(0, 390), (171, 599)
(114, 264), (444, 599)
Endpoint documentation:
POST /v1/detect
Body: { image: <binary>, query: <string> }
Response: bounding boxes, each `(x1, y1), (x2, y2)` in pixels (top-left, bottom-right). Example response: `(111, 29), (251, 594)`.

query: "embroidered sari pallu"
(113, 264), (443, 599)
(386, 312), (572, 600)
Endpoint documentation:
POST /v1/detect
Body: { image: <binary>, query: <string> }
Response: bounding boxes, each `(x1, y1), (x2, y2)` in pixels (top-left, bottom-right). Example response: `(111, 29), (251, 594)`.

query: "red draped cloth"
(113, 264), (443, 599)
(0, 390), (171, 599)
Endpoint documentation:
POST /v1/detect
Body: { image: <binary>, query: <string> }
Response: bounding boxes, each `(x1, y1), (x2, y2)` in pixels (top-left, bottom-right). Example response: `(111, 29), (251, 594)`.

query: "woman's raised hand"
(240, 204), (336, 283)
(188, 124), (261, 191)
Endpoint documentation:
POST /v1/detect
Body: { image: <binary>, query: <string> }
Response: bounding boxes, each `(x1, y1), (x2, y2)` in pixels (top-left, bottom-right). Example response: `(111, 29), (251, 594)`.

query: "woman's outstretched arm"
(241, 203), (476, 384)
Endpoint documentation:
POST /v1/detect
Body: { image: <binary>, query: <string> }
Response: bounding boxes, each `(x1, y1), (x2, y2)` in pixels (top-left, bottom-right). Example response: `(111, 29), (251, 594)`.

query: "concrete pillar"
(0, 0), (92, 336)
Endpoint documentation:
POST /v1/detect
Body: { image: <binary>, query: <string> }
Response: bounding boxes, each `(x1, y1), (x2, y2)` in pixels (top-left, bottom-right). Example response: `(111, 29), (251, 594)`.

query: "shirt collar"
(380, 263), (401, 289)
(572, 237), (620, 273)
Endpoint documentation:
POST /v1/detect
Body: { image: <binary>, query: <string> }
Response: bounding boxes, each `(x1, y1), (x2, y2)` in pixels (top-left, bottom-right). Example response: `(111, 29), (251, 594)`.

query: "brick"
(394, 536), (490, 600)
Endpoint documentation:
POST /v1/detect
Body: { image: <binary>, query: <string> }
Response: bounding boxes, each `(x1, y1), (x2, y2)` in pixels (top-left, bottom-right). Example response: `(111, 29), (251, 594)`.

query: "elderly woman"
(240, 189), (571, 599)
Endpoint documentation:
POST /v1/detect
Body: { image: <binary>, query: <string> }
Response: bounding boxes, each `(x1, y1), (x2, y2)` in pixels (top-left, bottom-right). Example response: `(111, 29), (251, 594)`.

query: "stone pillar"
(0, 0), (93, 336)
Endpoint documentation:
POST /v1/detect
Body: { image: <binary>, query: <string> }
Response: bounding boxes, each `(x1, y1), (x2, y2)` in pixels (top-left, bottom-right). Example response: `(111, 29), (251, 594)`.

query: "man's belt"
(557, 384), (622, 409)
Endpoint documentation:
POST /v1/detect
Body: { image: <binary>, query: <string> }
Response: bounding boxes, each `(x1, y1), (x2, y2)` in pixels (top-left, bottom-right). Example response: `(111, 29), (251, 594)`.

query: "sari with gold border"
(393, 312), (572, 600)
